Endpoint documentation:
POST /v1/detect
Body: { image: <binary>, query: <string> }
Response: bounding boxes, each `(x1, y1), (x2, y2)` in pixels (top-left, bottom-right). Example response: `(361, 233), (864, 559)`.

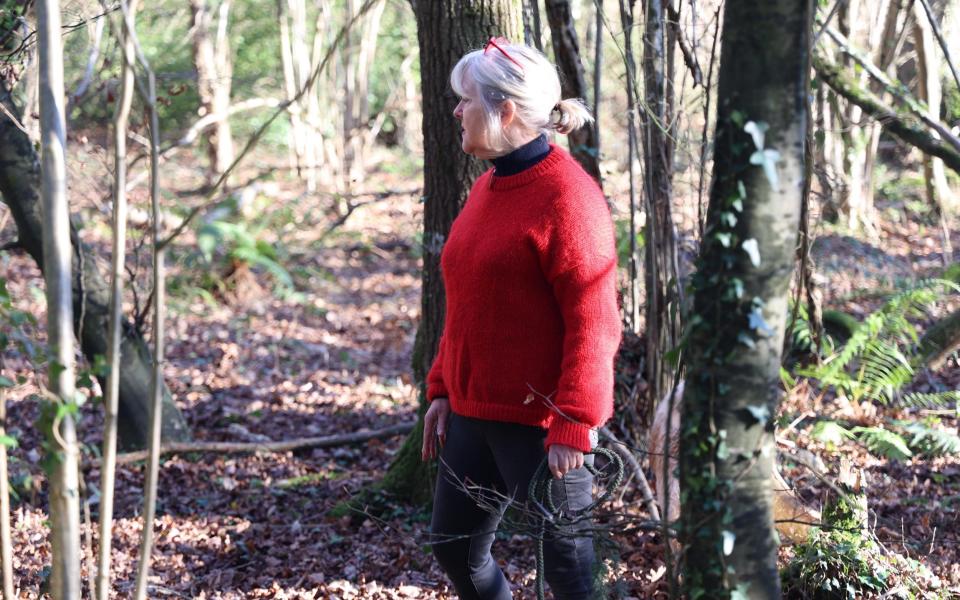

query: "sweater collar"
(487, 143), (566, 191)
(490, 134), (550, 177)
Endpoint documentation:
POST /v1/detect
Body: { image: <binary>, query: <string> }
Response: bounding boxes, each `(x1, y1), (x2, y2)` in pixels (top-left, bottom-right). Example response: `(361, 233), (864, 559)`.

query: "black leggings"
(430, 413), (595, 600)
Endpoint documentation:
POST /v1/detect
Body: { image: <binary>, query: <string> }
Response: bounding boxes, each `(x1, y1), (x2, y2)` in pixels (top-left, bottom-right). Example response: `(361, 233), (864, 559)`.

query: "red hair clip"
(484, 37), (525, 75)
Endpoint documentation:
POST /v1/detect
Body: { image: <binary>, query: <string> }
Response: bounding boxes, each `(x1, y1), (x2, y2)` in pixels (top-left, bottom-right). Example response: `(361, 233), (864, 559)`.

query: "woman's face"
(453, 78), (497, 159)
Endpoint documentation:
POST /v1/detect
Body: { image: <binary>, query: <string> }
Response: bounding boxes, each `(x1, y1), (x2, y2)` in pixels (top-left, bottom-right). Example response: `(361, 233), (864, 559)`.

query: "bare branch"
(84, 422), (416, 468)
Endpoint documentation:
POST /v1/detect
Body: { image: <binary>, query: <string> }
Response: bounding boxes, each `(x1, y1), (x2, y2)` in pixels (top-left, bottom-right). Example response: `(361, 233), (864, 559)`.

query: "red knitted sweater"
(426, 145), (621, 452)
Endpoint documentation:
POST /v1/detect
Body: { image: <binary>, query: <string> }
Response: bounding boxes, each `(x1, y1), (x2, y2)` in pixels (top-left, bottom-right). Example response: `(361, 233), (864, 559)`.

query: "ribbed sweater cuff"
(545, 418), (593, 453)
(427, 382), (448, 402)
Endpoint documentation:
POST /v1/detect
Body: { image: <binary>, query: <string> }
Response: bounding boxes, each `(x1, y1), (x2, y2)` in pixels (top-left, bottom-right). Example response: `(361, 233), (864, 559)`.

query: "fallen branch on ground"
(84, 421), (415, 469)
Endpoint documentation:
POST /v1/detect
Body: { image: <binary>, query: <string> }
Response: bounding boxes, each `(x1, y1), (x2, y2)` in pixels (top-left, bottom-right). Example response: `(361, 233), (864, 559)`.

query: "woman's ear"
(500, 99), (517, 128)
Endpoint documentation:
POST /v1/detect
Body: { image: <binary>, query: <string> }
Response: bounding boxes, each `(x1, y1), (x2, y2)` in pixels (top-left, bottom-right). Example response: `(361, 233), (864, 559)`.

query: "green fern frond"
(894, 420), (960, 457)
(803, 279), (959, 406)
(898, 391), (960, 409)
(851, 426), (912, 460)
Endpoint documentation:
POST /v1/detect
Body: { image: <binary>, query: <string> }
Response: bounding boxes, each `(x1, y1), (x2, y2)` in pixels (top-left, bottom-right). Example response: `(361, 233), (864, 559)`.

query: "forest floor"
(1, 143), (959, 599)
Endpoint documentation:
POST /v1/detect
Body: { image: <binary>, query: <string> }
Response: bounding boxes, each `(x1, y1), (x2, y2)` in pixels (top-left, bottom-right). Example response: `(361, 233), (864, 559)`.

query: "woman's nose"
(453, 101), (463, 119)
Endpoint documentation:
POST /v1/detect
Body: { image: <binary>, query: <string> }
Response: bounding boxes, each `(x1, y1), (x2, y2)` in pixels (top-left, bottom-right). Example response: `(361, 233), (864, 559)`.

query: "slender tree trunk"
(0, 91), (191, 453)
(832, 0), (906, 232)
(0, 387), (13, 600)
(97, 2), (138, 597)
(37, 0), (83, 595)
(619, 0), (642, 333)
(378, 0), (522, 505)
(544, 0), (602, 183)
(189, 0), (234, 181)
(592, 0), (602, 154)
(914, 0), (955, 264)
(680, 0), (813, 597)
(343, 0), (386, 188)
(133, 44), (164, 600)
(641, 0), (680, 417)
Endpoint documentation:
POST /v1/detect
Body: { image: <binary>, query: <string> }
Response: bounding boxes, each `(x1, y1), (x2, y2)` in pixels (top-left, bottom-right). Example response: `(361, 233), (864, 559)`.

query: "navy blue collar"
(491, 134), (551, 177)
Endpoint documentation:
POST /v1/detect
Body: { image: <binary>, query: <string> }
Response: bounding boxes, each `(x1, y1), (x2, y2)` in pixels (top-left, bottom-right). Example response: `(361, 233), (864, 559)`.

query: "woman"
(420, 38), (621, 600)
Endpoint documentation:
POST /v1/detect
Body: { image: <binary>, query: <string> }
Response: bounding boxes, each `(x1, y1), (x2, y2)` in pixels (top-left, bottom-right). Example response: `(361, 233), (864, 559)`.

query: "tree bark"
(813, 51), (960, 174)
(37, 0), (82, 595)
(913, 1), (955, 264)
(189, 0), (235, 181)
(917, 307), (960, 370)
(134, 52), (164, 600)
(377, 0), (522, 505)
(543, 0), (602, 184)
(679, 0), (813, 597)
(97, 1), (139, 596)
(0, 91), (191, 450)
(0, 386), (13, 600)
(641, 0), (681, 420)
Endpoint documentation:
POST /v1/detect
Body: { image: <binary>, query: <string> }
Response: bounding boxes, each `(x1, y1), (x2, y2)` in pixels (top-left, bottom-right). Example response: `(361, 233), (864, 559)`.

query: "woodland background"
(0, 0), (959, 598)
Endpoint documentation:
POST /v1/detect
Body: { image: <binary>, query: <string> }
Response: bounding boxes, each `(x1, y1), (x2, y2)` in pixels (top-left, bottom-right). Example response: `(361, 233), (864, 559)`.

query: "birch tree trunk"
(377, 0), (522, 504)
(189, 0), (235, 181)
(680, 0), (813, 597)
(544, 0), (602, 183)
(37, 0), (83, 595)
(913, 0), (955, 263)
(97, 2), (138, 597)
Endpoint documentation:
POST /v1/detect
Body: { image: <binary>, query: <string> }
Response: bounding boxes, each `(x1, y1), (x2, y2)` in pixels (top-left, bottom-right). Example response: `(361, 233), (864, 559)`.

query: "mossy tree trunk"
(378, 0), (522, 505)
(679, 1), (813, 598)
(0, 89), (191, 450)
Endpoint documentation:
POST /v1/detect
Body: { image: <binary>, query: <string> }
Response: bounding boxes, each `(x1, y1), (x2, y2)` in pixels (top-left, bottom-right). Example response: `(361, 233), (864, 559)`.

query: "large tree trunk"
(189, 0), (235, 181)
(543, 0), (602, 184)
(679, 0), (813, 597)
(378, 0), (522, 505)
(641, 0), (681, 417)
(0, 91), (191, 450)
(37, 0), (82, 595)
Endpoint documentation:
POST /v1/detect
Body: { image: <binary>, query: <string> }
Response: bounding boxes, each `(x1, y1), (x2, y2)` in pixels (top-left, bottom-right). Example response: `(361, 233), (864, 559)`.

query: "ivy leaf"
(722, 530), (736, 556)
(748, 307), (774, 336)
(750, 148), (781, 189)
(0, 434), (16, 449)
(742, 238), (761, 267)
(0, 375), (14, 388)
(744, 404), (771, 426)
(715, 232), (733, 248)
(744, 120), (768, 150)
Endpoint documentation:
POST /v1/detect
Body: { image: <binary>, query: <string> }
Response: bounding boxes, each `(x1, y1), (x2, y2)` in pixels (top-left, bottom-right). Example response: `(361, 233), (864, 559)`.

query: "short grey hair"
(450, 41), (593, 154)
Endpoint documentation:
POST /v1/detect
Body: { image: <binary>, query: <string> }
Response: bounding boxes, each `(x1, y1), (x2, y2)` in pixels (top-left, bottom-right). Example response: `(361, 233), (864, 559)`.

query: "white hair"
(450, 41), (594, 154)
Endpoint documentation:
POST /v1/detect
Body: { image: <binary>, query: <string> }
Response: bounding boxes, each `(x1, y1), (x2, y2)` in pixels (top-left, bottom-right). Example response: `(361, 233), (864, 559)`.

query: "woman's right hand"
(421, 397), (450, 461)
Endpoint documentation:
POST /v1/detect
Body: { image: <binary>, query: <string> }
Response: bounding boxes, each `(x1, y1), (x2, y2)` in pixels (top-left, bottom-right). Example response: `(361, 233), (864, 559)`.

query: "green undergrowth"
(782, 485), (947, 599)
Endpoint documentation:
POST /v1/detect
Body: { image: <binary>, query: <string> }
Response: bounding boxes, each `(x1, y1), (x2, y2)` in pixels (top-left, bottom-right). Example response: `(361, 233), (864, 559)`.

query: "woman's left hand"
(548, 444), (584, 479)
